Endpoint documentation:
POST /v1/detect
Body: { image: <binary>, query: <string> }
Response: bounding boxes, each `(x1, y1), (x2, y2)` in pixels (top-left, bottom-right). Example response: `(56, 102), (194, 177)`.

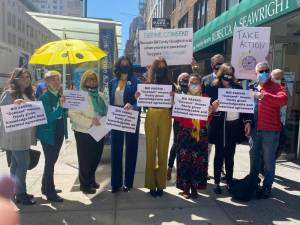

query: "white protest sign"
(105, 106), (139, 133)
(218, 88), (254, 114)
(87, 117), (110, 142)
(231, 27), (271, 80)
(63, 90), (88, 111)
(137, 84), (172, 108)
(172, 94), (211, 120)
(0, 101), (47, 132)
(139, 28), (193, 66)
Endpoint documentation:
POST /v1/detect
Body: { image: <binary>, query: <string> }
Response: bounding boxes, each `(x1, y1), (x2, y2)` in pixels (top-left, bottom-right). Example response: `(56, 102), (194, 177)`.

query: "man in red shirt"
(249, 63), (288, 199)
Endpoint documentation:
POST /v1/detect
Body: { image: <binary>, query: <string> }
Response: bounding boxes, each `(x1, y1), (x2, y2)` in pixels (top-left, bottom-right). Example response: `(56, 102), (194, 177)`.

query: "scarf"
(88, 89), (107, 117)
(188, 91), (201, 142)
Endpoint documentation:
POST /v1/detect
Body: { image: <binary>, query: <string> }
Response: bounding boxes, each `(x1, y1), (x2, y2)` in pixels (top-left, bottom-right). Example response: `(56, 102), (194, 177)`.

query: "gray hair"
(210, 54), (224, 64)
(255, 62), (270, 72)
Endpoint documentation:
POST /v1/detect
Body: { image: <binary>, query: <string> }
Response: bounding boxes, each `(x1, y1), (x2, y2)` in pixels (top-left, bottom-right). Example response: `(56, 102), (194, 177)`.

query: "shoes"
(156, 189), (164, 197)
(15, 193), (36, 205)
(261, 186), (272, 199)
(111, 187), (120, 193)
(42, 189), (62, 195)
(46, 193), (64, 203)
(122, 186), (130, 192)
(191, 188), (199, 199)
(80, 187), (96, 194)
(92, 182), (100, 189)
(179, 191), (191, 199)
(167, 168), (172, 180)
(214, 185), (222, 195)
(149, 190), (157, 197)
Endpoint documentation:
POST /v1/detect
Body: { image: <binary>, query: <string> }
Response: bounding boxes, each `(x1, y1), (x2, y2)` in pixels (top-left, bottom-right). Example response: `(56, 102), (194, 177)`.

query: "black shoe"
(111, 187), (120, 193)
(122, 186), (130, 192)
(46, 193), (64, 203)
(256, 185), (263, 199)
(80, 187), (96, 194)
(214, 185), (222, 195)
(156, 189), (164, 197)
(261, 186), (272, 199)
(15, 194), (36, 205)
(25, 193), (34, 199)
(149, 190), (157, 197)
(42, 189), (62, 195)
(92, 183), (100, 189)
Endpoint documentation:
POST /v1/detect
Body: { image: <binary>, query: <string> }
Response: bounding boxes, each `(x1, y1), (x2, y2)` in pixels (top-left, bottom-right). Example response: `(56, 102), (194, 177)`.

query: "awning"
(193, 0), (300, 52)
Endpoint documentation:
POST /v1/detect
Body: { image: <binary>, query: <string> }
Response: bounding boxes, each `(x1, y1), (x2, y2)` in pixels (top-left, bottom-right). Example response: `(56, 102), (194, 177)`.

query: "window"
(172, 0), (176, 11)
(17, 18), (22, 32)
(193, 0), (207, 31)
(178, 13), (188, 28)
(216, 0), (241, 15)
(7, 12), (11, 26)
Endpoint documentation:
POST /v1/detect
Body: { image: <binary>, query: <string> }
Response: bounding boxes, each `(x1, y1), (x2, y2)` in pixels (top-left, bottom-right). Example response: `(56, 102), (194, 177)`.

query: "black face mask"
(119, 66), (130, 74)
(213, 63), (222, 71)
(155, 67), (168, 81)
(179, 80), (189, 93)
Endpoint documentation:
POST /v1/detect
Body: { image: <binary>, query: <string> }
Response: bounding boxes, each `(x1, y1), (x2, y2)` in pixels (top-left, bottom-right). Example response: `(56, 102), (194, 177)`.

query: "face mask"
(272, 78), (281, 84)
(155, 67), (167, 80)
(179, 80), (189, 93)
(119, 66), (130, 74)
(120, 73), (128, 80)
(189, 84), (201, 94)
(86, 86), (98, 92)
(258, 72), (270, 82)
(213, 63), (222, 71)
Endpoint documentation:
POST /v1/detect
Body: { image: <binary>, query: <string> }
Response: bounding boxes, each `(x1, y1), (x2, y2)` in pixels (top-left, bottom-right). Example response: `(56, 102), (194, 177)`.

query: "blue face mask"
(258, 72), (270, 82)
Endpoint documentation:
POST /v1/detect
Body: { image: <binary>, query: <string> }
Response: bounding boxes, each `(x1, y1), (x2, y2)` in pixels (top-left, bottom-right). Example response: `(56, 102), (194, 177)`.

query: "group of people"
(0, 53), (287, 205)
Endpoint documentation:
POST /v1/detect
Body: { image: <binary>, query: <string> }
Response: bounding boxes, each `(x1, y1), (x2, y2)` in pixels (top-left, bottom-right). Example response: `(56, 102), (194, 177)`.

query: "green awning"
(193, 0), (300, 52)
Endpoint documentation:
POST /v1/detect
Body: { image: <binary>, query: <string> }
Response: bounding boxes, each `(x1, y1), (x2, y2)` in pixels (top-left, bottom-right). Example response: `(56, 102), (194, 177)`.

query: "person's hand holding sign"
(92, 118), (101, 127)
(13, 99), (25, 105)
(59, 96), (66, 107)
(244, 123), (251, 137)
(211, 100), (220, 112)
(134, 91), (141, 100)
(124, 103), (133, 111)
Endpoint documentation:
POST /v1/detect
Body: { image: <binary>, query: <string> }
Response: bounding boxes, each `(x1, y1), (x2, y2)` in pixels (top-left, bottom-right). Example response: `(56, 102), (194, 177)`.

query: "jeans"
(249, 130), (280, 188)
(10, 150), (30, 195)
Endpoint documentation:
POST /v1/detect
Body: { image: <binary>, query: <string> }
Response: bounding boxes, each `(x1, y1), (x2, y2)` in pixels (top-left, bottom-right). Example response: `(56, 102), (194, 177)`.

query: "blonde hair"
(80, 70), (98, 90)
(45, 70), (61, 79)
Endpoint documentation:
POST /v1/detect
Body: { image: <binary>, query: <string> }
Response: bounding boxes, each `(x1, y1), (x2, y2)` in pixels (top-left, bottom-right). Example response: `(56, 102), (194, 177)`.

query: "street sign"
(152, 18), (171, 29)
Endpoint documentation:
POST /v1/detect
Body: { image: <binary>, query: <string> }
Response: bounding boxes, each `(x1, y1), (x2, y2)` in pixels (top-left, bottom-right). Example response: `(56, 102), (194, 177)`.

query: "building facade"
(144, 0), (167, 29)
(28, 0), (84, 17)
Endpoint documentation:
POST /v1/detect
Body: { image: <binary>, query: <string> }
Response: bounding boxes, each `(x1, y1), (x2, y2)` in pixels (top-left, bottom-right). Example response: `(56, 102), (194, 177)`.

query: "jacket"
(36, 91), (68, 145)
(201, 73), (216, 94)
(0, 90), (36, 151)
(108, 76), (139, 111)
(207, 84), (253, 146)
(250, 79), (288, 131)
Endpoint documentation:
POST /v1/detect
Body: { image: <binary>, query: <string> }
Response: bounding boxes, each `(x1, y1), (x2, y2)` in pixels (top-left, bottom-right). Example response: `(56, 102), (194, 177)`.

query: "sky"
(87, 0), (140, 56)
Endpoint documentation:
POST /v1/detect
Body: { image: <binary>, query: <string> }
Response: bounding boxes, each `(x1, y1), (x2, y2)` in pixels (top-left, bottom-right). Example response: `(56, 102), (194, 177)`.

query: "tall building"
(28, 0), (84, 17)
(143, 0), (166, 29)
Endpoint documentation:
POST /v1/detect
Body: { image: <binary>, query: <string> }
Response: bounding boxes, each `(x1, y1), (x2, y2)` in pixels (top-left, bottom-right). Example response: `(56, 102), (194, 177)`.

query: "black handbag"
(6, 149), (41, 170)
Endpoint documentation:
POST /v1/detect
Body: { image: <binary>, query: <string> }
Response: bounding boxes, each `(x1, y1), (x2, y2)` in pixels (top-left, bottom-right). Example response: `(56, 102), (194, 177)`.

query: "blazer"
(36, 91), (68, 145)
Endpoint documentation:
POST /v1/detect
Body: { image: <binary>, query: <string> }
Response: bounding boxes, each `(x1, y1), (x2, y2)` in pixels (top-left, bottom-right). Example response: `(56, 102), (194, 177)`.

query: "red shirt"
(258, 79), (288, 131)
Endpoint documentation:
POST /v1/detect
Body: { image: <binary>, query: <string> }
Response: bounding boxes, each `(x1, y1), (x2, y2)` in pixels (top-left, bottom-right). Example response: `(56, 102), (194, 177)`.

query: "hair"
(210, 54), (224, 64)
(80, 70), (98, 90)
(7, 68), (35, 100)
(44, 70), (61, 80)
(114, 56), (133, 79)
(189, 73), (202, 84)
(255, 62), (270, 72)
(212, 63), (239, 87)
(147, 57), (171, 84)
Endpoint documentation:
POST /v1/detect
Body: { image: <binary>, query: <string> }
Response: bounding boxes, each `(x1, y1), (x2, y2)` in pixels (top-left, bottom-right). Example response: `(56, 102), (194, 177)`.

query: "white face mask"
(272, 78), (281, 84)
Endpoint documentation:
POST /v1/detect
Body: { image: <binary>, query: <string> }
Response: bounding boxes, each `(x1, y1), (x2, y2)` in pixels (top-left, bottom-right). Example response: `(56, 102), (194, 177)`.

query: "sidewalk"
(0, 116), (300, 225)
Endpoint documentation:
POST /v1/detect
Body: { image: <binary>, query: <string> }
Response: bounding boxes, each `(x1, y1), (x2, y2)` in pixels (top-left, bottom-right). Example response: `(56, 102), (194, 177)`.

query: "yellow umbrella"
(29, 39), (107, 65)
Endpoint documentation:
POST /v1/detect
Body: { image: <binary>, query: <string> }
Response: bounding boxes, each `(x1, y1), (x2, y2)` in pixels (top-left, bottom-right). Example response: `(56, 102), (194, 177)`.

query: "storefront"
(193, 0), (300, 159)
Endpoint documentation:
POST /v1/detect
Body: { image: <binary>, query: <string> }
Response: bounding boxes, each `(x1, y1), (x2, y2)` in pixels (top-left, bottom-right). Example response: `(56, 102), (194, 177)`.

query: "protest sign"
(139, 28), (193, 66)
(137, 84), (172, 108)
(105, 106), (139, 133)
(87, 117), (110, 142)
(231, 27), (271, 80)
(0, 101), (47, 132)
(172, 94), (211, 120)
(62, 90), (89, 111)
(218, 88), (254, 114)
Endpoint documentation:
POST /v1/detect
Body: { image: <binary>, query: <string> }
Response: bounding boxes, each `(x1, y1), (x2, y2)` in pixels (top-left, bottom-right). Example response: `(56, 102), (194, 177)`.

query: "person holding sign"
(108, 56), (140, 193)
(69, 70), (108, 194)
(175, 75), (215, 199)
(0, 68), (37, 205)
(36, 71), (67, 202)
(208, 63), (252, 195)
(141, 57), (174, 197)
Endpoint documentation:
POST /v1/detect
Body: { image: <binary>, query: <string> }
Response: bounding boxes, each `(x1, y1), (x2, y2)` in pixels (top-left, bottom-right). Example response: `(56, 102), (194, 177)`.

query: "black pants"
(168, 120), (180, 168)
(74, 131), (104, 189)
(41, 119), (65, 195)
(214, 120), (239, 185)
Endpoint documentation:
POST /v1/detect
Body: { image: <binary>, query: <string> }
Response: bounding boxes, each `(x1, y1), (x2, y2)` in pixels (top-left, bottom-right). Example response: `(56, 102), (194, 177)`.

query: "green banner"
(193, 0), (300, 52)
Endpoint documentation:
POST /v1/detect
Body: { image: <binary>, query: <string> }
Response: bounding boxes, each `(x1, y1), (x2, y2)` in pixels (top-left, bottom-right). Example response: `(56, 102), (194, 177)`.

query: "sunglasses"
(258, 69), (270, 73)
(221, 74), (233, 81)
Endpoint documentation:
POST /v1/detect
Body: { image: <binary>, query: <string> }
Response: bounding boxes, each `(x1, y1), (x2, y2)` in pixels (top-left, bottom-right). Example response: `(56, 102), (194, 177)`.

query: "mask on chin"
(272, 78), (281, 84)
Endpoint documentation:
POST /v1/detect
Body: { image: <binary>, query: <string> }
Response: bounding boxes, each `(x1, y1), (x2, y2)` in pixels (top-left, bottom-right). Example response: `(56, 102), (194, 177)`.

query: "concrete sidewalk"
(0, 116), (300, 225)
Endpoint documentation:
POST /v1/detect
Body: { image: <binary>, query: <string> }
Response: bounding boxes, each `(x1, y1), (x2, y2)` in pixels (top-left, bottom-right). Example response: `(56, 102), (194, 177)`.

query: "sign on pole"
(1, 101), (47, 132)
(139, 28), (193, 66)
(172, 94), (211, 120)
(218, 88), (254, 114)
(231, 27), (271, 80)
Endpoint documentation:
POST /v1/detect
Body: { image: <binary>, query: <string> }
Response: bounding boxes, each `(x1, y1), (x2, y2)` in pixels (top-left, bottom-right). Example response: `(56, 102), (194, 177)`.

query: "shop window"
(178, 13), (188, 28)
(216, 0), (241, 16)
(193, 0), (207, 32)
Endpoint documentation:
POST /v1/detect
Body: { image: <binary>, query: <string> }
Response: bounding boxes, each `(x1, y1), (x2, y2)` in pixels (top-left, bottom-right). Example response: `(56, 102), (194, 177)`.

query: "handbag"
(6, 149), (40, 170)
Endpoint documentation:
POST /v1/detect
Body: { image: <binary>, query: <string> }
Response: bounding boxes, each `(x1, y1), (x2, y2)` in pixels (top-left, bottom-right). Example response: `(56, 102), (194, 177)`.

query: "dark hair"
(212, 63), (239, 87)
(148, 57), (171, 84)
(7, 68), (35, 100)
(114, 56), (133, 79)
